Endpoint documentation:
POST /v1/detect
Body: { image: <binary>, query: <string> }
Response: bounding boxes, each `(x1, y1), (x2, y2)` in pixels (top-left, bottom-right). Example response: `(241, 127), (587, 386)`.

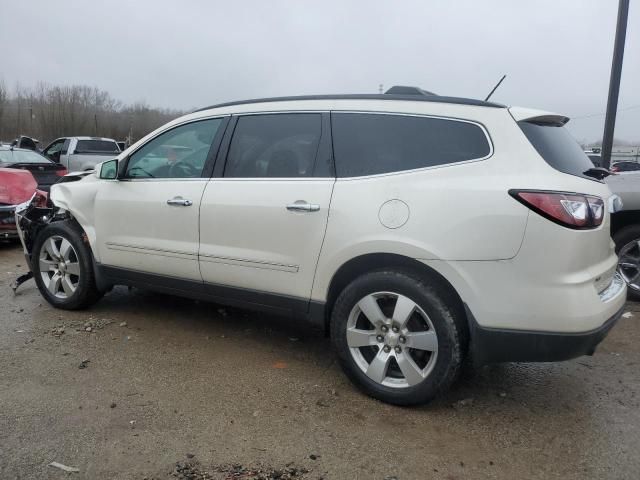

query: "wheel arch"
(611, 210), (640, 237)
(321, 253), (469, 345)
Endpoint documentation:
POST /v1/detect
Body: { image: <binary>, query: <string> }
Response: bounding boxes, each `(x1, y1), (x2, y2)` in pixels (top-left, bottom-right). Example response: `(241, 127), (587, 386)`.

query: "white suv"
(16, 87), (626, 405)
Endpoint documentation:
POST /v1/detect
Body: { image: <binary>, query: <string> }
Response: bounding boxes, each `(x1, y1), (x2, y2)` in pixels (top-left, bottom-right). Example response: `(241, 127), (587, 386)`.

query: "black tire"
(613, 224), (640, 302)
(32, 221), (103, 310)
(330, 270), (465, 406)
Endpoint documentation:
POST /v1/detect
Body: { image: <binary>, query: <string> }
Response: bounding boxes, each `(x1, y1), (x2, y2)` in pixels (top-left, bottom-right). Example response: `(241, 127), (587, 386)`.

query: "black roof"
(195, 86), (506, 112)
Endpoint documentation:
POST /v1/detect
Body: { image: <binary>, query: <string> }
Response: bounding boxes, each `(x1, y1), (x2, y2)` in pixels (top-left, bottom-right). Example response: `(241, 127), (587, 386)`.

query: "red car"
(0, 145), (67, 191)
(0, 168), (49, 240)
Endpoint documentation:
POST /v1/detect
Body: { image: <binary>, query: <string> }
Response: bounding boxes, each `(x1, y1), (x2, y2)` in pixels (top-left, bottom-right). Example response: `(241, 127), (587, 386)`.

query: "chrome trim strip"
(199, 253), (299, 273)
(105, 242), (196, 259)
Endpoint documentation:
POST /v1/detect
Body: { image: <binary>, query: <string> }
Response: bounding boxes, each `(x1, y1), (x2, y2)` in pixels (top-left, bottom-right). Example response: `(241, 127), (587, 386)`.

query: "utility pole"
(601, 0), (630, 170)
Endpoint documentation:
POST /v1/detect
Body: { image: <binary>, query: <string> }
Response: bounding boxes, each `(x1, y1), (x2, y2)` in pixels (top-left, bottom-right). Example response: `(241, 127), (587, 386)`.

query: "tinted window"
(518, 122), (594, 180)
(75, 140), (120, 153)
(612, 161), (640, 172)
(331, 113), (490, 177)
(0, 149), (52, 164)
(224, 114), (322, 178)
(125, 118), (222, 179)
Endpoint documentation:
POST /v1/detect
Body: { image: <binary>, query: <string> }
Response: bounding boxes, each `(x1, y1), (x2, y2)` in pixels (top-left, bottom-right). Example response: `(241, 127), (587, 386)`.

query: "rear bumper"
(467, 303), (624, 365)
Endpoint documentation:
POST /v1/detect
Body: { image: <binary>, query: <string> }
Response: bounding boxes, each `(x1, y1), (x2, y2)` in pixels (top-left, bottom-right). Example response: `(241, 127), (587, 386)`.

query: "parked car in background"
(0, 146), (67, 191)
(607, 173), (640, 300)
(0, 168), (47, 240)
(15, 87), (626, 405)
(10, 135), (40, 150)
(41, 136), (120, 172)
(610, 161), (640, 173)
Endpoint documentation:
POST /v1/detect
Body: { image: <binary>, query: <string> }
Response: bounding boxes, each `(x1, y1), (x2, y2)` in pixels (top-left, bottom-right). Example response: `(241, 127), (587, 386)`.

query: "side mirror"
(99, 159), (119, 180)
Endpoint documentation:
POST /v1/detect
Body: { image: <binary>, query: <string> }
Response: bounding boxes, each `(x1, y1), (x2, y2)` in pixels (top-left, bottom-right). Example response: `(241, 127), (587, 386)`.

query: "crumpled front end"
(12, 171), (93, 291)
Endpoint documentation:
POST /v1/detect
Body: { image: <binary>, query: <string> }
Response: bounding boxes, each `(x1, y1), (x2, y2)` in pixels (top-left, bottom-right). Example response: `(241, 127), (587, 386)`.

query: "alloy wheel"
(618, 239), (640, 292)
(346, 291), (438, 388)
(39, 235), (80, 299)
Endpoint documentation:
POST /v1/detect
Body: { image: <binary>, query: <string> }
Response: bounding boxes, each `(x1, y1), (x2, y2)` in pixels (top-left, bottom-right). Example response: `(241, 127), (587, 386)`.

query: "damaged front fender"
(12, 171), (95, 292)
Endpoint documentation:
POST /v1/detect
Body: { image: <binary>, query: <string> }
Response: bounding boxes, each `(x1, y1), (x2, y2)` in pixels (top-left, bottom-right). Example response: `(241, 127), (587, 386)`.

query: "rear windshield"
(0, 149), (52, 164)
(518, 122), (594, 180)
(75, 140), (120, 153)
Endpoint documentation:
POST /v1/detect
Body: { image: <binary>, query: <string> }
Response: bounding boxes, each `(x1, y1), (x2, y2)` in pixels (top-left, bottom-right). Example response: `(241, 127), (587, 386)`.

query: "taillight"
(510, 190), (604, 229)
(55, 168), (68, 177)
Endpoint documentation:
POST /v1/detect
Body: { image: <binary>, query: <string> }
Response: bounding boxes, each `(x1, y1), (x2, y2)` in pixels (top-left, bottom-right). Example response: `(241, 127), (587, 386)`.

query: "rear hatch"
(509, 107), (618, 296)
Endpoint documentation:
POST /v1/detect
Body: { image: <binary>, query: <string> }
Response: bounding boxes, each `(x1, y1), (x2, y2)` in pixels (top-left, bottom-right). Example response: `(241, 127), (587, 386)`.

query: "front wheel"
(330, 270), (465, 406)
(32, 221), (103, 309)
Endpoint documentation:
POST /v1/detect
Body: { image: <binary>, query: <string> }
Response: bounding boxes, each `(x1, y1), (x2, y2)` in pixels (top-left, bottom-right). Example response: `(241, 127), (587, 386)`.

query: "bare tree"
(1, 82), (183, 147)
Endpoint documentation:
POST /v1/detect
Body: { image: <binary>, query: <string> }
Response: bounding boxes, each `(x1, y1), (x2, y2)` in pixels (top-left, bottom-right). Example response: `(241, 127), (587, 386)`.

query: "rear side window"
(331, 113), (491, 177)
(518, 122), (594, 180)
(75, 140), (120, 153)
(224, 114), (322, 178)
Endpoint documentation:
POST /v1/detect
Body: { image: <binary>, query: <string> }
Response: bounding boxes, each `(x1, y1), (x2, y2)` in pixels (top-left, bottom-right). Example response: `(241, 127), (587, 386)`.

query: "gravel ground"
(0, 242), (639, 479)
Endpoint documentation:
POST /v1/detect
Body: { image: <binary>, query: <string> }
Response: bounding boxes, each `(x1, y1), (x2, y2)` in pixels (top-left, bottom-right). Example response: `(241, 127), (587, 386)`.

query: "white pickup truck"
(41, 137), (120, 172)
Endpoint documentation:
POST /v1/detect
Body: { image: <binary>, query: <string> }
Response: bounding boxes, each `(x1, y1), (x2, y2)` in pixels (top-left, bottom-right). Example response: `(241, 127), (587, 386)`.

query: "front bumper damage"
(11, 198), (60, 292)
(11, 170), (92, 292)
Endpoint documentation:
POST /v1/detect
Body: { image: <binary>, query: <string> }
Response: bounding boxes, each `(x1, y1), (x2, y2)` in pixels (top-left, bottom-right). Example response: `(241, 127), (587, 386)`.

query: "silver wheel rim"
(39, 235), (80, 299)
(346, 291), (438, 389)
(618, 239), (640, 292)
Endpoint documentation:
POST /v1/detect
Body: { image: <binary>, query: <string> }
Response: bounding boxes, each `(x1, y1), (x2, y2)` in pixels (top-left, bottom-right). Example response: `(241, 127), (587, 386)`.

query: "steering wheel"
(168, 160), (200, 178)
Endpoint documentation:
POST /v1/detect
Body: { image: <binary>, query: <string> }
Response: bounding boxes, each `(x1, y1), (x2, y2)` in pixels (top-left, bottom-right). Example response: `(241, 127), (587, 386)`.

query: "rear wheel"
(614, 224), (640, 301)
(32, 221), (103, 309)
(330, 270), (465, 405)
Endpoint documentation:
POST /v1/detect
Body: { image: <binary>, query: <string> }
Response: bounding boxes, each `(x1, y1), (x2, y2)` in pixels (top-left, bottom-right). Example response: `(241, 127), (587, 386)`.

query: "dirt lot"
(0, 242), (639, 479)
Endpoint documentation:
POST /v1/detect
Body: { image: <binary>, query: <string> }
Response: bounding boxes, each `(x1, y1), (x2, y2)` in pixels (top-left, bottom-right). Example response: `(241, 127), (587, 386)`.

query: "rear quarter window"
(75, 140), (120, 153)
(518, 122), (594, 180)
(331, 113), (491, 177)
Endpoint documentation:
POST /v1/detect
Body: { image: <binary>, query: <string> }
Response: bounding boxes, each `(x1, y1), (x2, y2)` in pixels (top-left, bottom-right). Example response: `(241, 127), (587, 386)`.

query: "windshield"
(75, 140), (120, 153)
(518, 121), (595, 180)
(0, 149), (52, 164)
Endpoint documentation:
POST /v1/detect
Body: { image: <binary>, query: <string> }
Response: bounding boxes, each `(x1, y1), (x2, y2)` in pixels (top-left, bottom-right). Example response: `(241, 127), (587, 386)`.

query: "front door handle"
(167, 197), (193, 207)
(286, 200), (320, 212)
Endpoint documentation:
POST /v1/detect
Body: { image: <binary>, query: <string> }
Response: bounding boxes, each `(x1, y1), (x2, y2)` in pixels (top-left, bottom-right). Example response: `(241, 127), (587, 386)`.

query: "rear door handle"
(286, 200), (320, 212)
(167, 197), (193, 207)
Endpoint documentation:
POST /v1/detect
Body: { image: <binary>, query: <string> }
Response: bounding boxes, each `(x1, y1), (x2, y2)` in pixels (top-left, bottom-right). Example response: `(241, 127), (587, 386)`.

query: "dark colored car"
(0, 146), (67, 191)
(0, 168), (47, 240)
(611, 161), (640, 173)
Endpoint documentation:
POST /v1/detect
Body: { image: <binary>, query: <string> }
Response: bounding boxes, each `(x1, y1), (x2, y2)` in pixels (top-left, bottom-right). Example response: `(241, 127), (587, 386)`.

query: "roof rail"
(384, 85), (437, 96)
(194, 92), (505, 113)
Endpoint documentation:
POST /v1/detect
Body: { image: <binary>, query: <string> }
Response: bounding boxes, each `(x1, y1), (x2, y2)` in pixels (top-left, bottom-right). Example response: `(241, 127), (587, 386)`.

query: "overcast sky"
(1, 0), (638, 142)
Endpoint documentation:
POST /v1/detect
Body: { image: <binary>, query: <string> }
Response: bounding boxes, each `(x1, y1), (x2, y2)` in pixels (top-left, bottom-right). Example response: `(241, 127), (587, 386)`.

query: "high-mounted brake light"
(510, 190), (604, 229)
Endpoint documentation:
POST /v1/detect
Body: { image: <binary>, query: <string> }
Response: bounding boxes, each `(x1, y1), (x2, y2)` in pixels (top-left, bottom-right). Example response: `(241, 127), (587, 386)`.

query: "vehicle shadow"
(92, 286), (597, 413)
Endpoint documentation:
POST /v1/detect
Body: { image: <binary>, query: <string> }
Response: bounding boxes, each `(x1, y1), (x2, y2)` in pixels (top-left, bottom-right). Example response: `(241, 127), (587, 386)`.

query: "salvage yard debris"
(171, 460), (310, 480)
(48, 461), (79, 473)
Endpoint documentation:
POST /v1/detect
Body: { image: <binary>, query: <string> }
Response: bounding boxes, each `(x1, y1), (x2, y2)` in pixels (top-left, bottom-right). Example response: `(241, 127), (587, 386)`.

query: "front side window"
(332, 113), (491, 177)
(224, 114), (322, 178)
(125, 118), (222, 179)
(44, 139), (65, 160)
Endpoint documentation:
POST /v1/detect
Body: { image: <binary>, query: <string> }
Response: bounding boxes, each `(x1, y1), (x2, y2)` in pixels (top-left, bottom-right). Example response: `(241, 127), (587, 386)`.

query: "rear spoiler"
(509, 107), (569, 126)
